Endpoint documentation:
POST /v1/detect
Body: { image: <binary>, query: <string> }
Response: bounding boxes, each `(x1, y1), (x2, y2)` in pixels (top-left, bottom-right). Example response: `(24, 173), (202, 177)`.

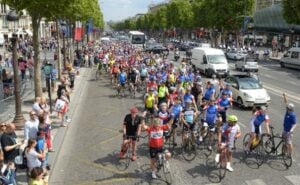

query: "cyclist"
(119, 107), (143, 161)
(181, 99), (199, 145)
(282, 93), (297, 155)
(141, 118), (172, 179)
(143, 88), (157, 120)
(215, 115), (241, 172)
(246, 106), (270, 153)
(111, 64), (119, 86)
(128, 68), (138, 97)
(146, 77), (158, 93)
(199, 99), (219, 150)
(217, 92), (231, 123)
(182, 86), (198, 112)
(220, 83), (233, 101)
(203, 81), (216, 102)
(157, 81), (169, 105)
(95, 58), (103, 80)
(117, 68), (127, 96)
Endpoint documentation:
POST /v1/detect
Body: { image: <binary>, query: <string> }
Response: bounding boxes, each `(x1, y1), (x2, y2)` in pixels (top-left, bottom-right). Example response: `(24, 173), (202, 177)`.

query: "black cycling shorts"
(125, 135), (137, 141)
(183, 122), (197, 131)
(144, 107), (155, 114)
(149, 147), (163, 159)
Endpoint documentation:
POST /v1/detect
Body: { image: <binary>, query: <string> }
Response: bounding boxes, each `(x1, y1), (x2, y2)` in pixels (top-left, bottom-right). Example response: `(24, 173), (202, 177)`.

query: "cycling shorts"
(149, 147), (163, 159)
(144, 107), (155, 114)
(183, 122), (197, 132)
(250, 123), (261, 135)
(203, 122), (216, 132)
(125, 135), (137, 141)
(282, 131), (293, 145)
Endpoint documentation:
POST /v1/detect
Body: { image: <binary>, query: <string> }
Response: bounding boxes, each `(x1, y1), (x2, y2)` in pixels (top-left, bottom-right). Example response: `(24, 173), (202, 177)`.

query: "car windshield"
(238, 78), (262, 89)
(207, 55), (227, 64)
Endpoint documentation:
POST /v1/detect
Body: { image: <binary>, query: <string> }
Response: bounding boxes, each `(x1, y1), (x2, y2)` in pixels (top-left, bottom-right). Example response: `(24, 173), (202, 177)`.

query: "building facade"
(0, 3), (32, 41)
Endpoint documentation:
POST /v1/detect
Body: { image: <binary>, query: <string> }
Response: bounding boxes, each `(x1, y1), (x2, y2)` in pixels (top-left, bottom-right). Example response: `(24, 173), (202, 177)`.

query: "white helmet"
(287, 103), (294, 111)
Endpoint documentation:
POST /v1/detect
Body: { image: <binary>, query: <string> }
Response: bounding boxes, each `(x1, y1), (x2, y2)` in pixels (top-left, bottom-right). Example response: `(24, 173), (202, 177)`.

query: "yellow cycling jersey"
(158, 86), (167, 98)
(145, 93), (155, 108)
(169, 73), (175, 83)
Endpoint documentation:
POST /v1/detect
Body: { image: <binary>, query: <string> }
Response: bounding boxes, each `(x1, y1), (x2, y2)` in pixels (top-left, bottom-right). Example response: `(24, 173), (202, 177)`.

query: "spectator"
(25, 139), (44, 172)
(0, 123), (22, 163)
(39, 97), (54, 152)
(0, 161), (17, 185)
(29, 167), (48, 185)
(18, 58), (27, 81)
(0, 121), (6, 161)
(24, 111), (39, 144)
(32, 97), (43, 116)
(27, 55), (34, 79)
(36, 131), (48, 169)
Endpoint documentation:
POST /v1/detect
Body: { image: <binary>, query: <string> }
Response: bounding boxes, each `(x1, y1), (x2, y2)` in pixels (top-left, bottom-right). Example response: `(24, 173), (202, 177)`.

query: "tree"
(283, 0), (300, 24)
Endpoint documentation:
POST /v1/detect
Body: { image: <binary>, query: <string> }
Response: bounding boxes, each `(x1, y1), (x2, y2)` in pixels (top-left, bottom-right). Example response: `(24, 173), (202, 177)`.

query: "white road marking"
(285, 175), (300, 185)
(261, 73), (273, 78)
(245, 179), (268, 185)
(263, 84), (300, 103)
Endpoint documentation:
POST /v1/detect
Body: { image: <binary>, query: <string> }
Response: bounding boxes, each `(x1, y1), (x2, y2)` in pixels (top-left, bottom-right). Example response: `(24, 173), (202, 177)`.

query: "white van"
(280, 47), (300, 70)
(191, 47), (229, 77)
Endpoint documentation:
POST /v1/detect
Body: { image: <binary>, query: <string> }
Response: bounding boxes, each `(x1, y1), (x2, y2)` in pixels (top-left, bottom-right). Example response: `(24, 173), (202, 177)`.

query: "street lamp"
(6, 10), (25, 129)
(60, 20), (67, 71)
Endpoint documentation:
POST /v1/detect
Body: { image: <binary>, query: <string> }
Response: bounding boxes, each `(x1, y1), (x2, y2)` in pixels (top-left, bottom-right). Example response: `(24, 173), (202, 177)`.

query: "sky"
(100, 0), (166, 22)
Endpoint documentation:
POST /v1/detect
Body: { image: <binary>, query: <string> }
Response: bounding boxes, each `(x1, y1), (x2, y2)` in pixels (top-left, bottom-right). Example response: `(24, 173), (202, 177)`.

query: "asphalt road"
(49, 53), (300, 185)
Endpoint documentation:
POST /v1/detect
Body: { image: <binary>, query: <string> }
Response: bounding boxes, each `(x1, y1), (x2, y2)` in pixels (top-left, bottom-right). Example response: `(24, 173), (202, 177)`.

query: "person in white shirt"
(24, 111), (39, 145)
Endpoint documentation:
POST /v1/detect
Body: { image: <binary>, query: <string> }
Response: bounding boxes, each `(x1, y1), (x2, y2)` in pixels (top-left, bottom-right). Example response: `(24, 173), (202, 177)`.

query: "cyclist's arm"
(180, 113), (188, 127)
(123, 123), (127, 137)
(235, 125), (242, 139)
(283, 93), (288, 106)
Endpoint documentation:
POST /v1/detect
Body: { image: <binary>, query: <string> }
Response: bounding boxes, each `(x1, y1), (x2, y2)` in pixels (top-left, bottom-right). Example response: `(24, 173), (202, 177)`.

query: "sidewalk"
(11, 67), (92, 184)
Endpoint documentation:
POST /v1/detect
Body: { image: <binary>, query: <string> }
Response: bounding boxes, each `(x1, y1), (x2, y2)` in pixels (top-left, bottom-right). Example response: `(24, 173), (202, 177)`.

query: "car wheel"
(280, 62), (285, 68)
(237, 97), (244, 108)
(241, 67), (245, 72)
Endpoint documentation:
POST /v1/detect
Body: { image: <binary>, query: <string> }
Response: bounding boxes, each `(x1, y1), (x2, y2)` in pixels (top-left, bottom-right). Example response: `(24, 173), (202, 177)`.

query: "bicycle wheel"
(255, 143), (265, 166)
(125, 144), (131, 167)
(162, 159), (172, 185)
(166, 132), (175, 155)
(182, 138), (197, 161)
(282, 144), (292, 168)
(140, 129), (148, 139)
(261, 134), (273, 154)
(218, 151), (227, 180)
(243, 133), (251, 156)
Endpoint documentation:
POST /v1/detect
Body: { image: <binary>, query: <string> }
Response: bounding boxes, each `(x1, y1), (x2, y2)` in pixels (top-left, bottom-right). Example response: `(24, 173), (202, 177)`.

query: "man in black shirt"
(1, 123), (22, 163)
(119, 107), (143, 161)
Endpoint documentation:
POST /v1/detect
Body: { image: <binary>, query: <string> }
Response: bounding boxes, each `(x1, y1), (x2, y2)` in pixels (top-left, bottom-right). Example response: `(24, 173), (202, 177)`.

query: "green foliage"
(283, 0), (300, 24)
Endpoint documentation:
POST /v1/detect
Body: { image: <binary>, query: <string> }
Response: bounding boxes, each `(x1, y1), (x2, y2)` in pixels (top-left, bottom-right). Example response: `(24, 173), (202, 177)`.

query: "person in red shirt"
(141, 118), (172, 179)
(146, 78), (158, 93)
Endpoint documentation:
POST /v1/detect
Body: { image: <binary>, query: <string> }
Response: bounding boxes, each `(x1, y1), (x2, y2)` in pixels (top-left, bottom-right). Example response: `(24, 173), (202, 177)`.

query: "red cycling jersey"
(146, 125), (169, 148)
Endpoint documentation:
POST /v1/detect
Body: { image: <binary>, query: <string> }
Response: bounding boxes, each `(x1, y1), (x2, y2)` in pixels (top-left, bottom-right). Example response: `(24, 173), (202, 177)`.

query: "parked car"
(144, 43), (169, 55)
(224, 74), (271, 108)
(226, 50), (247, 60)
(235, 57), (259, 72)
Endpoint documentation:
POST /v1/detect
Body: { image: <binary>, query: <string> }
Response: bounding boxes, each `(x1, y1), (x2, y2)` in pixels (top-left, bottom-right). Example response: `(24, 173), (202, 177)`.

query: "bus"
(128, 31), (146, 47)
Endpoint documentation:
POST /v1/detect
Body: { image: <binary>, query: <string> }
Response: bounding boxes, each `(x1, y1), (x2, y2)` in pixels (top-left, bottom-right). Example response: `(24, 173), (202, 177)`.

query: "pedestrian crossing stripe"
(245, 179), (267, 185)
(285, 175), (300, 185)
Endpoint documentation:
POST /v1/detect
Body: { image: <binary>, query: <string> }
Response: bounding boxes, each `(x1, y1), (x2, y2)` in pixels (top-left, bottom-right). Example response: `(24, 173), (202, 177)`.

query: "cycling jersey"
(283, 111), (297, 132)
(147, 125), (169, 148)
(183, 108), (195, 124)
(118, 72), (127, 84)
(140, 69), (148, 77)
(158, 86), (168, 98)
(128, 72), (137, 83)
(205, 105), (218, 125)
(217, 97), (230, 111)
(203, 87), (215, 101)
(252, 112), (269, 127)
(145, 93), (156, 108)
(171, 104), (183, 119)
(183, 93), (194, 105)
(157, 111), (170, 125)
(221, 123), (240, 148)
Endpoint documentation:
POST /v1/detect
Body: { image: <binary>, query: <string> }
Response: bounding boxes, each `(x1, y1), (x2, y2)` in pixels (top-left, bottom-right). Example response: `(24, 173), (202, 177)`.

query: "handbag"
(54, 99), (66, 112)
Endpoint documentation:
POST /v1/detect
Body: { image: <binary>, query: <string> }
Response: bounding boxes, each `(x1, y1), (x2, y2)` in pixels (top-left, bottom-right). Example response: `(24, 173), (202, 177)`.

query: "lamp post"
(6, 10), (25, 129)
(60, 20), (67, 71)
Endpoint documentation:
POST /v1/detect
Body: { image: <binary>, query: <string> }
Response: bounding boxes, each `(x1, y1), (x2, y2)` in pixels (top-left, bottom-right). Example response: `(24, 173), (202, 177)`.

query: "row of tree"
(112, 0), (255, 35)
(2, 0), (104, 98)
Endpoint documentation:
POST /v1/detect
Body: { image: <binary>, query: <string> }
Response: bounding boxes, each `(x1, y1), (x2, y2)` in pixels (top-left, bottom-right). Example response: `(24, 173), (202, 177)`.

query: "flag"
(86, 18), (93, 34)
(74, 21), (82, 41)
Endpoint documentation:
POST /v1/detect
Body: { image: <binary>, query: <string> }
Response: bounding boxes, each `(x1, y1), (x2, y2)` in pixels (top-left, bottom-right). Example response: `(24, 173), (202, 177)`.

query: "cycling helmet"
(149, 87), (155, 92)
(186, 99), (193, 104)
(160, 102), (167, 107)
(186, 86), (192, 91)
(196, 81), (202, 86)
(287, 103), (294, 111)
(169, 86), (176, 91)
(212, 74), (216, 78)
(227, 115), (238, 123)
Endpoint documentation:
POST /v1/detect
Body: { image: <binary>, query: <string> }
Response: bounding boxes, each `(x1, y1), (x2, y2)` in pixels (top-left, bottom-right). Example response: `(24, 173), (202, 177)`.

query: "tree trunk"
(56, 20), (61, 80)
(32, 16), (43, 98)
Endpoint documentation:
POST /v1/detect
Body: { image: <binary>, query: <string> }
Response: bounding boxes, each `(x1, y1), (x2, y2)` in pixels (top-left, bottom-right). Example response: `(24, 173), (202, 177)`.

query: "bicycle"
(128, 82), (136, 98)
(156, 151), (172, 184)
(216, 144), (228, 180)
(165, 123), (178, 155)
(197, 121), (218, 156)
(242, 133), (265, 166)
(120, 136), (136, 169)
(181, 129), (197, 161)
(261, 125), (293, 168)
